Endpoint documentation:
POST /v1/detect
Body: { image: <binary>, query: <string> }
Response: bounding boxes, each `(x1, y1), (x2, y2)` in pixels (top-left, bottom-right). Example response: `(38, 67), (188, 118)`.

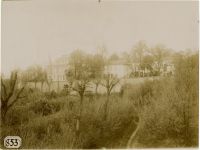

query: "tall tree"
(132, 41), (148, 64)
(131, 41), (148, 76)
(89, 54), (105, 96)
(46, 77), (53, 92)
(38, 69), (48, 92)
(150, 44), (169, 74)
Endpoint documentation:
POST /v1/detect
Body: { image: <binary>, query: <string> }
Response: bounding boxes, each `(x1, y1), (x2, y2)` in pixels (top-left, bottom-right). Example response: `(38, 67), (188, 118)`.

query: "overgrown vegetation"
(0, 51), (198, 148)
(127, 53), (199, 148)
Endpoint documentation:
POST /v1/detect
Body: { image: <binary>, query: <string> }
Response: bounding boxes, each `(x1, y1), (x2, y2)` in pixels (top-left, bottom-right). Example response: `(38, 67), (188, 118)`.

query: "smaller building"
(152, 60), (175, 76)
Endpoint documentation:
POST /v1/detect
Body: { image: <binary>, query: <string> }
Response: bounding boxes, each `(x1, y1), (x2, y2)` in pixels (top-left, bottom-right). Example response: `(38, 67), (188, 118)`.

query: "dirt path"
(126, 119), (141, 148)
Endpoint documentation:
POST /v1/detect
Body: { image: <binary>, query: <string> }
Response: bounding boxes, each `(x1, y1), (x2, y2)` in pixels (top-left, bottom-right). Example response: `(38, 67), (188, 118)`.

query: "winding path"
(126, 118), (141, 148)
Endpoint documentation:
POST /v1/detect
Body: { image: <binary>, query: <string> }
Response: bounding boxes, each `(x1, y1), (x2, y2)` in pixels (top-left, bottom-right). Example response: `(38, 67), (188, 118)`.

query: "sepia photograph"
(0, 0), (199, 149)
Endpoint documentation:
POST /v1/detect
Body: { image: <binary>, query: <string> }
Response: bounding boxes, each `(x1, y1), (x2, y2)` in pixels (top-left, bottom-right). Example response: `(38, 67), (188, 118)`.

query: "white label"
(4, 136), (22, 149)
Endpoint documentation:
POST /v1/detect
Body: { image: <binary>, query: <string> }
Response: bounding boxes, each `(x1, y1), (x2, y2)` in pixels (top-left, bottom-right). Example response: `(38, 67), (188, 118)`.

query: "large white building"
(46, 55), (175, 82)
(47, 55), (133, 82)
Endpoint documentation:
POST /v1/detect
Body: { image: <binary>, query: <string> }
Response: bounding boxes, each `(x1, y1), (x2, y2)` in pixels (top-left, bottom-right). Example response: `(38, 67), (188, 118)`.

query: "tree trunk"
(1, 108), (7, 126)
(34, 82), (37, 89)
(75, 94), (84, 137)
(1, 101), (8, 126)
(41, 82), (44, 92)
(100, 93), (110, 139)
(104, 93), (110, 121)
(48, 84), (51, 92)
(1, 112), (6, 126)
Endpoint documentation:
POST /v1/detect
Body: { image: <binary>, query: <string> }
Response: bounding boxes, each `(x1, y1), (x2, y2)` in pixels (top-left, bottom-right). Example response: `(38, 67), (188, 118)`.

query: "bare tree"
(39, 69), (48, 92)
(46, 77), (53, 92)
(101, 75), (120, 120)
(1, 71), (26, 125)
(66, 50), (92, 136)
(93, 78), (101, 96)
(131, 41), (148, 77)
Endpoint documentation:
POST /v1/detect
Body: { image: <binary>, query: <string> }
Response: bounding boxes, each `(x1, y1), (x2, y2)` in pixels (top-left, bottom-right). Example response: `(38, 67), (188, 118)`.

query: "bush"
(30, 99), (64, 116)
(136, 81), (184, 147)
(131, 54), (198, 147)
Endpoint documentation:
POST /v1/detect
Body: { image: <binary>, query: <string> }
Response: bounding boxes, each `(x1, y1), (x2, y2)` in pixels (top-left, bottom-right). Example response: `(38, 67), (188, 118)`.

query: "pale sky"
(1, 0), (199, 75)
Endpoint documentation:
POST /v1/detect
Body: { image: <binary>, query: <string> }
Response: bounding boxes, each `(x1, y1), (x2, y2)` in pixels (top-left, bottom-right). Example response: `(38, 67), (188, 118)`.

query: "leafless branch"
(1, 78), (7, 100)
(7, 86), (25, 110)
(7, 72), (17, 100)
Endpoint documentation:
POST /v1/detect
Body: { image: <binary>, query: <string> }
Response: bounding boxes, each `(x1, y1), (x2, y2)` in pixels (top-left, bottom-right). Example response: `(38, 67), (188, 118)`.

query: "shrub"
(44, 90), (57, 99)
(30, 99), (64, 116)
(132, 54), (198, 147)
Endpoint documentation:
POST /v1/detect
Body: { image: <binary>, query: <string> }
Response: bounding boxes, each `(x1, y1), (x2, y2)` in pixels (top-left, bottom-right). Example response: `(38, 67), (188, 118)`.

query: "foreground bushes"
(1, 93), (137, 149)
(126, 54), (198, 147)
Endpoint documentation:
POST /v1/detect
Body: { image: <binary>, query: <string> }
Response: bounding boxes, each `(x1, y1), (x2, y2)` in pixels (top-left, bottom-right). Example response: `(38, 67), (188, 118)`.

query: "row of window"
(49, 75), (67, 81)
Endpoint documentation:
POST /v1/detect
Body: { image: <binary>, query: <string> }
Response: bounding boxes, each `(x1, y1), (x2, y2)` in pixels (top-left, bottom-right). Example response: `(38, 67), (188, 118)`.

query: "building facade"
(47, 55), (175, 82)
(104, 60), (132, 78)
